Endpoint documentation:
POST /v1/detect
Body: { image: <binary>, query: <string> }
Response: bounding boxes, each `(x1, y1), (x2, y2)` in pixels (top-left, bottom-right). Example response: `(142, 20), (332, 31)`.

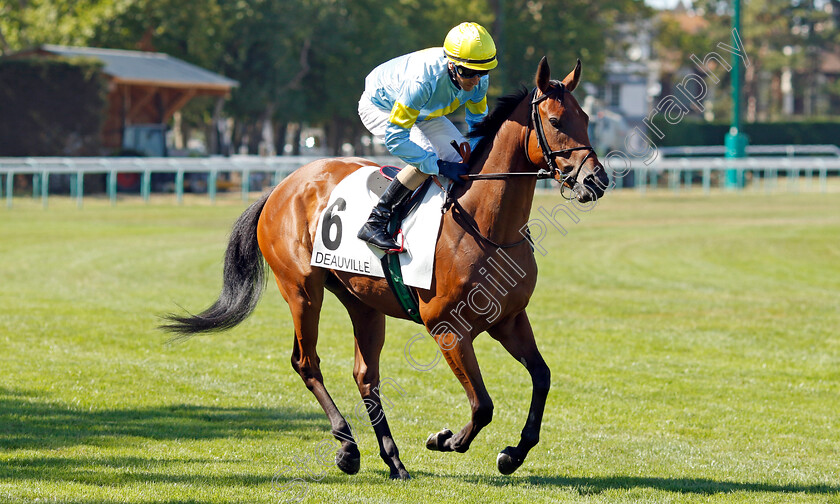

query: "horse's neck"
(458, 105), (537, 245)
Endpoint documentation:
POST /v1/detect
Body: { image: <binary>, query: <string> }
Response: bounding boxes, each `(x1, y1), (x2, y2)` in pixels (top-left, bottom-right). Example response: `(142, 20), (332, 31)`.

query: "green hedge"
(0, 57), (108, 156)
(656, 120), (840, 147)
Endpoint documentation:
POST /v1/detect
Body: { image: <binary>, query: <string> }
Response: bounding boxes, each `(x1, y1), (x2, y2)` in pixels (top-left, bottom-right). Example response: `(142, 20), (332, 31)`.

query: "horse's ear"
(562, 59), (582, 92)
(536, 56), (550, 93)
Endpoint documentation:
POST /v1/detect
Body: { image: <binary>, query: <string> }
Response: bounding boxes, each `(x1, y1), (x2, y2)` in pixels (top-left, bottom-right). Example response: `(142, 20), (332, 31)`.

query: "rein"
(442, 197), (533, 249)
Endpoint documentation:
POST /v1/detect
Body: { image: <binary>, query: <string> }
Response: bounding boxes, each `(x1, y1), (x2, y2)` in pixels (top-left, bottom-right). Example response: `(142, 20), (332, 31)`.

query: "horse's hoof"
(336, 449), (360, 475)
(496, 446), (525, 475)
(425, 428), (454, 452)
(389, 468), (411, 480)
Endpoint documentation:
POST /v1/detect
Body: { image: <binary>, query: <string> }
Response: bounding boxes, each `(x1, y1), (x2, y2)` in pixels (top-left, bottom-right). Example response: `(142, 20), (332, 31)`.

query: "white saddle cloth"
(310, 166), (445, 289)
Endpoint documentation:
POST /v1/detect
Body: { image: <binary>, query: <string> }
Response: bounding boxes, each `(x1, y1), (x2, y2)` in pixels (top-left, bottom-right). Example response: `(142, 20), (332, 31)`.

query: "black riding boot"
(357, 177), (414, 253)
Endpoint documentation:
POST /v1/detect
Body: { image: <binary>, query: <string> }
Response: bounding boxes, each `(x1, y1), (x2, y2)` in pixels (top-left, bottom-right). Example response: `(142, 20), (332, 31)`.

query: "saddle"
(371, 165), (435, 223)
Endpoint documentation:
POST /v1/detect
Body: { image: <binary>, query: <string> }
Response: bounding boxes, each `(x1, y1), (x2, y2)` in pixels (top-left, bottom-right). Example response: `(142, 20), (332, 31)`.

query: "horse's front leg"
(487, 310), (550, 474)
(425, 331), (493, 454)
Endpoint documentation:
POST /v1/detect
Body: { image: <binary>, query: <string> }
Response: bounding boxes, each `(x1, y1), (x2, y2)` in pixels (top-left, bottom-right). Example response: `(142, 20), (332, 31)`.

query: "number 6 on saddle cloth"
(310, 165), (446, 319)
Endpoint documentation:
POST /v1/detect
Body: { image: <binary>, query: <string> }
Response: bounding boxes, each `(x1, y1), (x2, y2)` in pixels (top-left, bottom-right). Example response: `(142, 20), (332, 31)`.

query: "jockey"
(357, 22), (497, 253)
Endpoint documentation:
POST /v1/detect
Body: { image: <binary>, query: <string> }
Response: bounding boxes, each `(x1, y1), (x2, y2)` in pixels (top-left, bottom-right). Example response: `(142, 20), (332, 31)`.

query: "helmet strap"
(446, 62), (462, 90)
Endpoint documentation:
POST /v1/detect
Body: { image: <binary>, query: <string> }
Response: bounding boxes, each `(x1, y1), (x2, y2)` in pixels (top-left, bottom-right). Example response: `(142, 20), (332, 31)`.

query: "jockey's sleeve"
(465, 97), (488, 131)
(384, 80), (439, 175)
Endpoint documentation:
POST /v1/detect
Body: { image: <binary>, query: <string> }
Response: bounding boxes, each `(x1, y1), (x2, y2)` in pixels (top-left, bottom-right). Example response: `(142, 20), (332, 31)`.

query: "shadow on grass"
(1, 455), (268, 486)
(420, 471), (840, 496)
(0, 386), (325, 451)
(0, 386), (338, 499)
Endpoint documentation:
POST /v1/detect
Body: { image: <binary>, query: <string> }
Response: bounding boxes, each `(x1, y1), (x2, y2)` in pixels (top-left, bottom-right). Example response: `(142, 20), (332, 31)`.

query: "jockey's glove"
(437, 160), (469, 184)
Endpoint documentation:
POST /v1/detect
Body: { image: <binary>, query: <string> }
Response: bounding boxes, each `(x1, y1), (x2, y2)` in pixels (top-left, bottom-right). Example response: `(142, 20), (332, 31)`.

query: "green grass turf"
(1, 190), (838, 503)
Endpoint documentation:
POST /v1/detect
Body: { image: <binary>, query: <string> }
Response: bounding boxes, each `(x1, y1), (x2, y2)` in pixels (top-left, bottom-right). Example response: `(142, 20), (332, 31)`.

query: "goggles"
(455, 65), (489, 79)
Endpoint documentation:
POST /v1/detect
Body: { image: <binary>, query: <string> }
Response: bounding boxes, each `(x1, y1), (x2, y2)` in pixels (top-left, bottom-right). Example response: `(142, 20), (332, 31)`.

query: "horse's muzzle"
(574, 165), (609, 203)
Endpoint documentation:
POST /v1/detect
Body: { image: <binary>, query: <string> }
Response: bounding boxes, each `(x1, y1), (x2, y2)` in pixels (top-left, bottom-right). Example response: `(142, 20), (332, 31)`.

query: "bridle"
(443, 84), (597, 249)
(461, 85), (595, 200)
(528, 84), (596, 198)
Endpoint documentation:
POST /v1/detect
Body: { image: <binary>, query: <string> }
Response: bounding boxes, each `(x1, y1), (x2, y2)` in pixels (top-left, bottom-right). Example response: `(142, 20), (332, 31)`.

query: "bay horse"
(163, 57), (609, 480)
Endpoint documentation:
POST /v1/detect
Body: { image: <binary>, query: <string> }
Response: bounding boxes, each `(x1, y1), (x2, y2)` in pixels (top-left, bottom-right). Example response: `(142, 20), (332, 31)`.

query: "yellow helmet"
(443, 22), (497, 71)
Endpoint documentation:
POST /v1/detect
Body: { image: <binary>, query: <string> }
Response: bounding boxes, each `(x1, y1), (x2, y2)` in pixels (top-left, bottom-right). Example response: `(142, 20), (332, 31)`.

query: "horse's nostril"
(583, 172), (608, 198)
(574, 184), (594, 203)
(574, 177), (604, 203)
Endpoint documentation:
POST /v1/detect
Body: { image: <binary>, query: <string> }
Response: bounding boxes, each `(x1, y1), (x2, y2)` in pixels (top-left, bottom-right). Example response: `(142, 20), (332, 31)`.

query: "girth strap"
(380, 252), (423, 324)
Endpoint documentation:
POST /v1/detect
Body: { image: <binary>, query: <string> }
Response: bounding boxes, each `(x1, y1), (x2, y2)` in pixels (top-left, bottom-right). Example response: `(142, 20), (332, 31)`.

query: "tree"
(2, 0), (654, 155)
(0, 57), (108, 155)
(663, 0), (840, 120)
(0, 0), (121, 54)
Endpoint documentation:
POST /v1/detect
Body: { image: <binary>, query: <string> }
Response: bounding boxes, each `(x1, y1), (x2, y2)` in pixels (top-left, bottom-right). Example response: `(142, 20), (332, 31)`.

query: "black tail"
(161, 191), (272, 337)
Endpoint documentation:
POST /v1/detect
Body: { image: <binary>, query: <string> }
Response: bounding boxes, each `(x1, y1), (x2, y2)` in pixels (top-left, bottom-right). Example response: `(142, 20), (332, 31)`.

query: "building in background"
(597, 18), (660, 125)
(8, 45), (237, 156)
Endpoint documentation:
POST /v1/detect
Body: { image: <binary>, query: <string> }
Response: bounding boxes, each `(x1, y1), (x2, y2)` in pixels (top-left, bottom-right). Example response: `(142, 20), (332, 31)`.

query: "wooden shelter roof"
(36, 45), (238, 92)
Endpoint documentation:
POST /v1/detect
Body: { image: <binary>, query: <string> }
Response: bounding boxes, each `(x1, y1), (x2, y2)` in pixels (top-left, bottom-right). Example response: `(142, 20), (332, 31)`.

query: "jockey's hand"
(436, 160), (469, 184)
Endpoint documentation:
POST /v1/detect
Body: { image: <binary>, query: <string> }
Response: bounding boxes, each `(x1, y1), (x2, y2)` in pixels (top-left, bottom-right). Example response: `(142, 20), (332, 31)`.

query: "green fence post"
(818, 159), (827, 193)
(108, 170), (117, 206)
(5, 172), (12, 208)
(670, 167), (678, 194)
(724, 0), (747, 189)
(175, 168), (184, 205)
(241, 169), (250, 202)
(142, 169), (151, 203)
(728, 164), (740, 192)
(788, 167), (799, 193)
(614, 166), (624, 190)
(75, 170), (84, 208)
(208, 169), (217, 204)
(41, 170), (49, 209)
(64, 161), (73, 202)
(32, 172), (40, 200)
(637, 169), (646, 196)
(765, 167), (774, 193)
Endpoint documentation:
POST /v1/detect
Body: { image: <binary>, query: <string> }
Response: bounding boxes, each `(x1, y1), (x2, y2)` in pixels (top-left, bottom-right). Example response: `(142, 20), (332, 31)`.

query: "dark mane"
(467, 86), (530, 165)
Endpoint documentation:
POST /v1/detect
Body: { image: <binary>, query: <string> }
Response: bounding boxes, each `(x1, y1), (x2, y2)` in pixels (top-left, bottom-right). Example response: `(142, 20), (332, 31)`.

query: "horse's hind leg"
(279, 270), (361, 475)
(328, 281), (410, 480)
(487, 310), (550, 475)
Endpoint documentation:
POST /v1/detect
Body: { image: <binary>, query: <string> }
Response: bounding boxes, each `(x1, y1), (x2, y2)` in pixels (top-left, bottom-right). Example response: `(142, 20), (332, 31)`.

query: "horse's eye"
(549, 117), (562, 129)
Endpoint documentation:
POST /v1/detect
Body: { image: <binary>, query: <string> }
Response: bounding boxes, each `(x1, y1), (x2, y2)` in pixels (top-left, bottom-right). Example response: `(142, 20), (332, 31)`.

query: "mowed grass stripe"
(1, 191), (838, 503)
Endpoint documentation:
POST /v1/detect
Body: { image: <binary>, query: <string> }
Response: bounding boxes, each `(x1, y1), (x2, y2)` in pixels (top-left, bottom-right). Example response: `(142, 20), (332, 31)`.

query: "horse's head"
(528, 57), (609, 203)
